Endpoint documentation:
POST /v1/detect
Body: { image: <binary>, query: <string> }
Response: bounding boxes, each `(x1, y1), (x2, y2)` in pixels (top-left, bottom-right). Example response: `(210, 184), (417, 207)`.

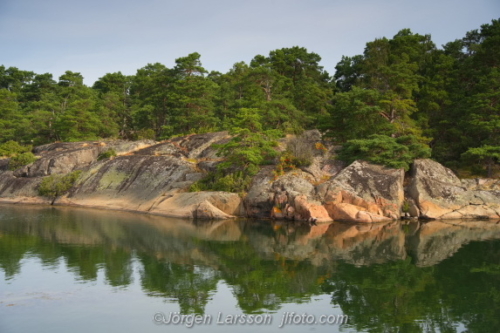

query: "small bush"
(97, 149), (117, 161)
(286, 136), (313, 167)
(402, 200), (410, 213)
(38, 170), (82, 198)
(0, 141), (32, 157)
(9, 152), (36, 170)
(274, 151), (303, 178)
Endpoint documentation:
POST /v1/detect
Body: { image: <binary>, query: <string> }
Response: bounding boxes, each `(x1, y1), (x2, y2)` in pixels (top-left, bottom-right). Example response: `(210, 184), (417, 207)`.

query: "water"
(1, 204), (500, 333)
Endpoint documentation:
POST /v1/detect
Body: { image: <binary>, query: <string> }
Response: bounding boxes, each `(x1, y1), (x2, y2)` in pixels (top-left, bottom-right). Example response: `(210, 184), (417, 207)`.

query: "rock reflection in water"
(405, 219), (500, 266)
(1, 204), (500, 271)
(2, 204), (500, 332)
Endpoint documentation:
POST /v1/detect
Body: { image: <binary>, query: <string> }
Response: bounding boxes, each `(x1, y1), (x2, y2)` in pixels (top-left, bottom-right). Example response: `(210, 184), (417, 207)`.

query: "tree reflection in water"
(1, 204), (500, 332)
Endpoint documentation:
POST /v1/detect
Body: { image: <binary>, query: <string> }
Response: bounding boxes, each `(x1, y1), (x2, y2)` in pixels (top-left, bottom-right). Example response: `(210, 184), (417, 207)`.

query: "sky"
(1, 0), (499, 86)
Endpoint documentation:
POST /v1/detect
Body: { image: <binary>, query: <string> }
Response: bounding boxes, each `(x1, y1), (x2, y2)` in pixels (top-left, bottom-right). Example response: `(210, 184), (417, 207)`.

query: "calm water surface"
(1, 204), (500, 333)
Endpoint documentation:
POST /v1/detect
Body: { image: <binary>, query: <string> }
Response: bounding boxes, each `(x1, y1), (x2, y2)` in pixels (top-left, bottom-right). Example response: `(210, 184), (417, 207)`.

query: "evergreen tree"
(320, 87), (394, 142)
(129, 63), (172, 139)
(93, 72), (134, 138)
(250, 47), (333, 127)
(169, 53), (218, 135)
(0, 89), (22, 142)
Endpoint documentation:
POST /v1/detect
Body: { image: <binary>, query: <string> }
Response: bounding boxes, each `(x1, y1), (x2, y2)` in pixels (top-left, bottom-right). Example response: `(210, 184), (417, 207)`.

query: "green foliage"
(0, 141), (36, 170)
(1, 19), (499, 173)
(461, 145), (500, 177)
(191, 114), (282, 193)
(338, 134), (431, 170)
(8, 152), (36, 170)
(38, 170), (82, 198)
(0, 89), (23, 142)
(250, 46), (333, 127)
(0, 140), (32, 157)
(321, 87), (395, 141)
(429, 19), (500, 164)
(215, 129), (280, 173)
(402, 200), (410, 213)
(97, 148), (117, 161)
(135, 128), (156, 140)
(273, 151), (310, 177)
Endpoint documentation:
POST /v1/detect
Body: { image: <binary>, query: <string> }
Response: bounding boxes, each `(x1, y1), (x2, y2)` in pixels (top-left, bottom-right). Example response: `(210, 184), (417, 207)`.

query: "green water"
(1, 204), (500, 333)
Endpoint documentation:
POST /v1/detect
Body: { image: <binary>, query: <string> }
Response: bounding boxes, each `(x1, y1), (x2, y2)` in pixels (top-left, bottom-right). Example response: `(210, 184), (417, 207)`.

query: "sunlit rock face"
(0, 132), (243, 219)
(319, 161), (405, 222)
(246, 159), (405, 223)
(1, 131), (499, 222)
(407, 159), (500, 220)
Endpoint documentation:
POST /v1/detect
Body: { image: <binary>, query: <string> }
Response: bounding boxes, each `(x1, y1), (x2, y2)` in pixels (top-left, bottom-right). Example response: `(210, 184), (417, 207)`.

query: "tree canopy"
(1, 19), (499, 175)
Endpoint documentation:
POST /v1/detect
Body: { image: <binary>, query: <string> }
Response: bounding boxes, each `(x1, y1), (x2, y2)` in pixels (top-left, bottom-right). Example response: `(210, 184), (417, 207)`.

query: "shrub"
(97, 148), (117, 161)
(274, 151), (308, 178)
(273, 134), (320, 178)
(402, 200), (410, 213)
(8, 152), (36, 170)
(0, 141), (32, 157)
(286, 136), (313, 167)
(38, 170), (82, 198)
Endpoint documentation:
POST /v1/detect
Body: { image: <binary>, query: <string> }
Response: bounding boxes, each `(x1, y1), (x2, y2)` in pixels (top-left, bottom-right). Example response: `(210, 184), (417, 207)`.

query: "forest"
(1, 19), (499, 178)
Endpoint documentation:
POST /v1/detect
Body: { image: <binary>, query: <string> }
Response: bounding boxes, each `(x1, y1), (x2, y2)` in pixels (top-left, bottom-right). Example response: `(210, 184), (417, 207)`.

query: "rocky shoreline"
(1, 131), (499, 222)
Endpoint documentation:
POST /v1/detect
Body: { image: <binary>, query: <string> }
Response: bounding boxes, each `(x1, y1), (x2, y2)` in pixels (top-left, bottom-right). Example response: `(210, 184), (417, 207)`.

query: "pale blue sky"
(1, 0), (499, 85)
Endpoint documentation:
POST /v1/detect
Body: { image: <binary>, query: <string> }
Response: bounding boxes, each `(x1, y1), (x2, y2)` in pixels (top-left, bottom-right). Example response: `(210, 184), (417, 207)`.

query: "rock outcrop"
(318, 161), (404, 222)
(16, 140), (155, 178)
(0, 132), (243, 219)
(407, 159), (500, 219)
(1, 131), (499, 222)
(247, 159), (405, 223)
(0, 170), (50, 204)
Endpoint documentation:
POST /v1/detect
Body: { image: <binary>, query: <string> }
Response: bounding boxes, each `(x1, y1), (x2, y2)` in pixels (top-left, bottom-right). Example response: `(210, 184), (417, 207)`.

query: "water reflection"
(1, 204), (500, 332)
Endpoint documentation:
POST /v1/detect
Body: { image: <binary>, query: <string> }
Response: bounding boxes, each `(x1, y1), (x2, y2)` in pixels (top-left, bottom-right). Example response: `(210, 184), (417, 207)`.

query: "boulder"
(55, 154), (197, 211)
(407, 159), (500, 219)
(244, 166), (276, 218)
(16, 146), (100, 177)
(4, 131), (500, 223)
(149, 192), (243, 219)
(268, 171), (329, 221)
(317, 160), (404, 222)
(244, 160), (405, 223)
(293, 195), (332, 222)
(1, 134), (245, 220)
